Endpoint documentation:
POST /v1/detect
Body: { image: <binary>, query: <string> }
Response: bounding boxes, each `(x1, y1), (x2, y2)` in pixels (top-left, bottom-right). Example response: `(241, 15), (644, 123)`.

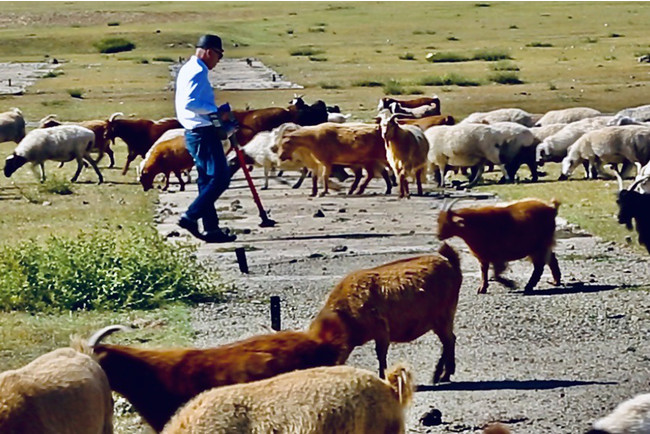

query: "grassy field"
(0, 0), (648, 374)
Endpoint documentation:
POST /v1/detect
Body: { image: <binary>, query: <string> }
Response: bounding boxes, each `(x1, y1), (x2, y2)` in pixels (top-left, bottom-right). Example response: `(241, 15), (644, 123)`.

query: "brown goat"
(106, 114), (182, 175)
(138, 129), (193, 191)
(88, 316), (348, 432)
(438, 198), (562, 294)
(397, 114), (456, 130)
(310, 243), (462, 383)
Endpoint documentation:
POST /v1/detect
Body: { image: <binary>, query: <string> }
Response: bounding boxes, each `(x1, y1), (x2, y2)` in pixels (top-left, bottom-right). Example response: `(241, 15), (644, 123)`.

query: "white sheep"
(535, 107), (601, 127)
(459, 108), (537, 127)
(560, 125), (650, 180)
(425, 123), (508, 188)
(327, 112), (351, 123)
(610, 104), (650, 125)
(587, 393), (650, 434)
(488, 121), (538, 181)
(529, 123), (568, 143)
(162, 364), (414, 434)
(536, 116), (613, 164)
(0, 345), (114, 434)
(4, 125), (103, 184)
(0, 108), (26, 144)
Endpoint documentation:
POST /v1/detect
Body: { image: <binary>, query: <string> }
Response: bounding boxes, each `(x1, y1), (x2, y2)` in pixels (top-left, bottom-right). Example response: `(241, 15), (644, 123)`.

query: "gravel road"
(152, 168), (650, 434)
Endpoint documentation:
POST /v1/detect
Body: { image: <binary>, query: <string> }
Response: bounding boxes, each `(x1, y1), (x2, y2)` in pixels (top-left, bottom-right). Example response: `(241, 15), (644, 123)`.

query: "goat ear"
(451, 214), (465, 227)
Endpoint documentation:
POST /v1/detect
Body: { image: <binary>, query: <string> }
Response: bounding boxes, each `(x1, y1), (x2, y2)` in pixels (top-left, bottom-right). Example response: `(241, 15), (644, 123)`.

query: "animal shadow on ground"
(417, 379), (616, 392)
(521, 283), (619, 296)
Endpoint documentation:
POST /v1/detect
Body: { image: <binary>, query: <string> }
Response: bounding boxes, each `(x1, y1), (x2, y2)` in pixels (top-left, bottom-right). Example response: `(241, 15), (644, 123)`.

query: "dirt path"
(155, 169), (650, 434)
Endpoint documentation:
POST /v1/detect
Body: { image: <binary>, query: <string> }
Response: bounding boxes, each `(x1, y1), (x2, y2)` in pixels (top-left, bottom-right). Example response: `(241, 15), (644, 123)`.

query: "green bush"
(42, 175), (73, 195)
(67, 89), (83, 99)
(319, 82), (341, 89)
(0, 226), (224, 312)
(383, 79), (404, 95)
(420, 73), (481, 87)
(399, 53), (416, 61)
(94, 37), (136, 54)
(426, 52), (470, 63)
(353, 80), (383, 87)
(153, 56), (175, 62)
(491, 60), (520, 71)
(526, 41), (553, 47)
(490, 72), (524, 84)
(309, 56), (328, 62)
(472, 50), (512, 61)
(290, 47), (323, 56)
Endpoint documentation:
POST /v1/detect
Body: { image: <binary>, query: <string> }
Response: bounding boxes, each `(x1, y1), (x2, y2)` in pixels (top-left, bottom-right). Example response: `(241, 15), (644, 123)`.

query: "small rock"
(308, 253), (324, 259)
(419, 408), (442, 426)
(42, 201), (51, 206)
(230, 199), (243, 211)
(338, 208), (347, 213)
(313, 209), (325, 218)
(166, 230), (180, 238)
(332, 245), (348, 252)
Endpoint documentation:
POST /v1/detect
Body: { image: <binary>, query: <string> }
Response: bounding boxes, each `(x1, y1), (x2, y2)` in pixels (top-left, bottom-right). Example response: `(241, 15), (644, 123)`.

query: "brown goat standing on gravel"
(309, 243), (462, 383)
(88, 317), (348, 432)
(438, 198), (562, 294)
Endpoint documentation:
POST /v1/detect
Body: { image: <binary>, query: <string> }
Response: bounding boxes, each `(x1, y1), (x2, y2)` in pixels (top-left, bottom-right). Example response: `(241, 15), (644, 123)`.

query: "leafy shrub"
(319, 82), (341, 89)
(447, 36), (460, 41)
(490, 72), (524, 84)
(43, 70), (63, 78)
(473, 50), (512, 61)
(383, 79), (405, 95)
(308, 27), (326, 33)
(353, 80), (383, 87)
(420, 73), (481, 87)
(153, 56), (175, 62)
(491, 60), (520, 71)
(399, 53), (416, 61)
(42, 175), (73, 195)
(309, 56), (328, 62)
(107, 22), (120, 27)
(406, 88), (424, 95)
(290, 47), (323, 56)
(426, 52), (470, 63)
(526, 41), (553, 47)
(94, 37), (136, 54)
(608, 32), (623, 38)
(0, 226), (224, 312)
(67, 89), (83, 99)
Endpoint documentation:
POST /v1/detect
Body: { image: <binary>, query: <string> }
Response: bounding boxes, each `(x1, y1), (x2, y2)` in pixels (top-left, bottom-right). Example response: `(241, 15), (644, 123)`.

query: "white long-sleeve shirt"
(175, 56), (218, 130)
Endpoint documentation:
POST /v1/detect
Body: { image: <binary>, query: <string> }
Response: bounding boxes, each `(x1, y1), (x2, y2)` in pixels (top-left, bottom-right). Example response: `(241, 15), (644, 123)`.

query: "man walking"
(175, 34), (237, 243)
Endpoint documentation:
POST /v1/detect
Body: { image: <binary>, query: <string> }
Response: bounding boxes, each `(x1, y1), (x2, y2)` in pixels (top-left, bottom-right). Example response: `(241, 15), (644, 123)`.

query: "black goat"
(615, 172), (650, 253)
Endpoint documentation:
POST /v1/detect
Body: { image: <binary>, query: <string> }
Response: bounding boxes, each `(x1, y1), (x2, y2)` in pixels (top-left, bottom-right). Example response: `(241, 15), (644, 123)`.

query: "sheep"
(88, 316), (348, 432)
(397, 114), (456, 130)
(488, 121), (538, 182)
(39, 113), (120, 168)
(559, 126), (650, 180)
(614, 172), (650, 254)
(162, 364), (414, 434)
(388, 101), (440, 119)
(535, 107), (601, 127)
(610, 104), (650, 125)
(377, 95), (441, 114)
(536, 116), (614, 164)
(379, 114), (429, 197)
(138, 128), (194, 191)
(309, 243), (462, 383)
(424, 123), (508, 188)
(327, 112), (351, 123)
(0, 344), (113, 434)
(4, 124), (103, 184)
(0, 107), (26, 144)
(530, 123), (568, 144)
(438, 198), (562, 294)
(278, 122), (392, 197)
(459, 108), (536, 127)
(586, 393), (650, 434)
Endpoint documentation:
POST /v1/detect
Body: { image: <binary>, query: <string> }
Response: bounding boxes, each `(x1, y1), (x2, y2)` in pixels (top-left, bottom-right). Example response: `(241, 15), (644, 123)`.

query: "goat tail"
(385, 362), (414, 407)
(87, 324), (131, 347)
(438, 242), (460, 271)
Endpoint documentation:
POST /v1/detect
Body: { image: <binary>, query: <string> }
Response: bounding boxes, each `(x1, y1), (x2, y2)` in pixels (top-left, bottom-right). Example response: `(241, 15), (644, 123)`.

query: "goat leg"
(347, 167), (362, 195)
(524, 258), (546, 293)
(478, 260), (490, 294)
(547, 252), (561, 286)
(433, 330), (456, 383)
(293, 167), (308, 189)
(374, 336), (390, 380)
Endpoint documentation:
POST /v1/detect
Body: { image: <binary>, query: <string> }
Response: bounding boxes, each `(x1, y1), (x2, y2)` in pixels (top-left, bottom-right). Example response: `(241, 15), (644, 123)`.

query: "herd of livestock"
(1, 95), (649, 433)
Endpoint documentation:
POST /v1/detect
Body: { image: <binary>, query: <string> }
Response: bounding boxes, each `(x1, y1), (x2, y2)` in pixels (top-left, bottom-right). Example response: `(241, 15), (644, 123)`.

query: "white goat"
(459, 108), (536, 127)
(560, 125), (650, 180)
(536, 116), (613, 164)
(535, 107), (601, 127)
(610, 104), (650, 125)
(162, 364), (414, 434)
(587, 393), (650, 434)
(389, 101), (440, 119)
(0, 108), (26, 144)
(327, 112), (351, 123)
(0, 346), (113, 434)
(425, 123), (507, 188)
(4, 125), (102, 184)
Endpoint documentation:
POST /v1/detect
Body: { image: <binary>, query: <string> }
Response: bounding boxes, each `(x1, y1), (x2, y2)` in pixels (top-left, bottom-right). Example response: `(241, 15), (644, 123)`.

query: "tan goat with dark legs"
(437, 198), (562, 294)
(310, 243), (462, 383)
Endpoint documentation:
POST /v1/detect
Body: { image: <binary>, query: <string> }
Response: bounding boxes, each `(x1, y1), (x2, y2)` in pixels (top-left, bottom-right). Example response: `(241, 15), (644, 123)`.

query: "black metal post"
(270, 296), (281, 331)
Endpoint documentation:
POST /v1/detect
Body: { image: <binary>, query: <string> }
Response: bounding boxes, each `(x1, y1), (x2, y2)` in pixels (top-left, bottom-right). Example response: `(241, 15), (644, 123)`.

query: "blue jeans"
(183, 126), (230, 232)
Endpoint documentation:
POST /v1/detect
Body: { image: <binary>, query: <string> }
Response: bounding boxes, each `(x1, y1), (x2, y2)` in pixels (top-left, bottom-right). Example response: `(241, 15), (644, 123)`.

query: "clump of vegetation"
(509, 24), (519, 29)
(319, 82), (341, 89)
(413, 30), (436, 35)
(399, 53), (416, 61)
(383, 79), (404, 95)
(584, 37), (599, 43)
(447, 36), (460, 41)
(353, 79), (383, 87)
(135, 58), (149, 64)
(42, 175), (73, 196)
(0, 226), (224, 312)
(107, 21), (120, 27)
(473, 50), (512, 61)
(491, 60), (520, 71)
(290, 47), (323, 56)
(94, 37), (136, 54)
(420, 73), (481, 87)
(43, 70), (63, 78)
(526, 41), (553, 47)
(475, 3), (491, 6)
(153, 56), (175, 62)
(309, 56), (327, 62)
(426, 52), (470, 63)
(490, 72), (524, 84)
(67, 88), (84, 99)
(608, 32), (624, 38)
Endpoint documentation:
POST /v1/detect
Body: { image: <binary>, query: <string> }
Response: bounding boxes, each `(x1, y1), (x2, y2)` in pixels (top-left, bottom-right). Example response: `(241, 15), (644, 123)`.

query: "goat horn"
(627, 174), (650, 192)
(446, 198), (461, 212)
(614, 170), (625, 192)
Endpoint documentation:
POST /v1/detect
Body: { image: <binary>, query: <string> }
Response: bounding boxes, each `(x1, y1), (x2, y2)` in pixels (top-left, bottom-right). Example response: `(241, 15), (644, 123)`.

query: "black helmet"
(196, 34), (223, 53)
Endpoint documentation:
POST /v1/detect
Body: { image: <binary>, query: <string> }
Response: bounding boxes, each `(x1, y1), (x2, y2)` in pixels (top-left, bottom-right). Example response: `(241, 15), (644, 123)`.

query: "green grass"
(93, 37), (136, 54)
(489, 71), (524, 84)
(420, 73), (482, 87)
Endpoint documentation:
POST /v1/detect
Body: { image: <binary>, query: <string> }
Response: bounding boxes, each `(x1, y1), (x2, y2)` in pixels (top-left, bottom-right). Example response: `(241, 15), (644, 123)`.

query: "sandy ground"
(151, 168), (650, 434)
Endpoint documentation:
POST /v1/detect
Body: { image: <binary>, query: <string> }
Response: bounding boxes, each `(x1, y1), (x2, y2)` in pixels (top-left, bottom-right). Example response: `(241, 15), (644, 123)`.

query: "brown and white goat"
(0, 344), (113, 434)
(162, 364), (413, 434)
(88, 317), (348, 432)
(380, 115), (429, 198)
(310, 243), (462, 383)
(437, 198), (562, 294)
(377, 95), (441, 114)
(106, 114), (182, 175)
(138, 129), (194, 191)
